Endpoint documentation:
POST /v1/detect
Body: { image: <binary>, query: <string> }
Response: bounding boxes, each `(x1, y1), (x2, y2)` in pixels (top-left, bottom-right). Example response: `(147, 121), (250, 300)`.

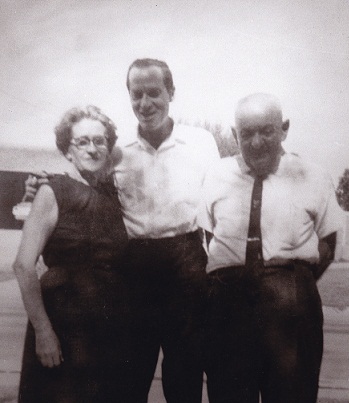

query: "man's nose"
(251, 132), (263, 148)
(139, 94), (151, 109)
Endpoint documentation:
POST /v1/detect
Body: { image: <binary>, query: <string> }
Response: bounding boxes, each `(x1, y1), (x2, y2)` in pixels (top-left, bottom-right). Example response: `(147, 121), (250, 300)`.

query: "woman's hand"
(35, 327), (63, 368)
(24, 172), (50, 201)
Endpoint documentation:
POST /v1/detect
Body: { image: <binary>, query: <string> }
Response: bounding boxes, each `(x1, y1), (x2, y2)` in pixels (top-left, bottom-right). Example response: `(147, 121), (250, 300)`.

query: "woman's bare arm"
(13, 184), (63, 367)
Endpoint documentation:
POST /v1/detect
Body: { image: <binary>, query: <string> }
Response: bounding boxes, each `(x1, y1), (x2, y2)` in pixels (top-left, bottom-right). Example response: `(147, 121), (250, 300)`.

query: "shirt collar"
(236, 154), (253, 176)
(124, 120), (186, 150)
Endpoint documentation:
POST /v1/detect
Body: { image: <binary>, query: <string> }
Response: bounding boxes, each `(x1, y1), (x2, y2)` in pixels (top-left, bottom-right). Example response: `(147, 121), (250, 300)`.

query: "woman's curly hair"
(55, 105), (117, 154)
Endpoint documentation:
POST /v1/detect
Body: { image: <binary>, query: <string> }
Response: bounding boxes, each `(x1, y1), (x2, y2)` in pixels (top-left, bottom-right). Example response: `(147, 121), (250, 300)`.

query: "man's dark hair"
(126, 58), (175, 96)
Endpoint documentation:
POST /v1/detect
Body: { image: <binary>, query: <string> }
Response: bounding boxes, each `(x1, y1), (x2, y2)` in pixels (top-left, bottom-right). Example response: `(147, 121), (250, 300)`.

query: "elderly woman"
(13, 106), (135, 402)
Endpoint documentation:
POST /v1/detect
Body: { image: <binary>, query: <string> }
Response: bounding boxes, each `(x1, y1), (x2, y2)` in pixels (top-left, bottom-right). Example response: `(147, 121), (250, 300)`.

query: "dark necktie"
(245, 175), (264, 269)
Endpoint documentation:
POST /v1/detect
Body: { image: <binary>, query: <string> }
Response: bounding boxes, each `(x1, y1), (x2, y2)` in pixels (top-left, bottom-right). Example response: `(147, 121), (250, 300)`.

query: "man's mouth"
(248, 151), (272, 169)
(250, 151), (267, 160)
(140, 111), (155, 121)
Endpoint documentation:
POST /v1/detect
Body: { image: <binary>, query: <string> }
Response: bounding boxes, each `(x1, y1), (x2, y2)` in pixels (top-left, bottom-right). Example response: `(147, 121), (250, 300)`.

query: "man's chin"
(139, 120), (156, 131)
(250, 159), (274, 176)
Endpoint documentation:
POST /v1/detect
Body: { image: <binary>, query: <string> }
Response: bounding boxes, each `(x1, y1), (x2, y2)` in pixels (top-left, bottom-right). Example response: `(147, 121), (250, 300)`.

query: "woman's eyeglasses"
(70, 136), (108, 150)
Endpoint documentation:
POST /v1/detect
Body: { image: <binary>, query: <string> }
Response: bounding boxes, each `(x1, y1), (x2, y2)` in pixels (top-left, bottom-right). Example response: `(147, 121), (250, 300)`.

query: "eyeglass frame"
(70, 135), (108, 150)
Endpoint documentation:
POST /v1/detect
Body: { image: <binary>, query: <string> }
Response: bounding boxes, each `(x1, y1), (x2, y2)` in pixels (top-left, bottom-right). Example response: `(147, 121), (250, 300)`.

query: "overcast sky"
(1, 0), (348, 183)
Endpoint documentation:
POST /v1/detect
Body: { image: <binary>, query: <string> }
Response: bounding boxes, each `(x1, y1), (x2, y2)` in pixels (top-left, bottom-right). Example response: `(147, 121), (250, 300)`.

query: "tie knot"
(255, 174), (267, 182)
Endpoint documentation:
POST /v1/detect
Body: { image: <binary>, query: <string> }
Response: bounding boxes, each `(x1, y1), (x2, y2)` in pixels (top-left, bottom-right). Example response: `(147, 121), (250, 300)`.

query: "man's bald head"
(235, 93), (283, 129)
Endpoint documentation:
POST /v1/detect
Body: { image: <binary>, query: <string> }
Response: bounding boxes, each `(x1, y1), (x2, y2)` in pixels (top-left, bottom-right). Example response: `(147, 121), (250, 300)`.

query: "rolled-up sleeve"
(314, 171), (344, 239)
(198, 169), (215, 233)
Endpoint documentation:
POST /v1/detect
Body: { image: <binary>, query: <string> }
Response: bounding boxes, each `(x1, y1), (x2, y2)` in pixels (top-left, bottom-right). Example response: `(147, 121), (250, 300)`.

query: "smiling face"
(128, 65), (173, 133)
(235, 94), (289, 177)
(66, 118), (109, 173)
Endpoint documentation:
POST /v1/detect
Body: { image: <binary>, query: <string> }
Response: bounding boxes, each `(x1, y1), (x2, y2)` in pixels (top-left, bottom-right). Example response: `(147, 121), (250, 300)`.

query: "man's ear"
(281, 119), (290, 141)
(169, 86), (175, 102)
(231, 127), (238, 145)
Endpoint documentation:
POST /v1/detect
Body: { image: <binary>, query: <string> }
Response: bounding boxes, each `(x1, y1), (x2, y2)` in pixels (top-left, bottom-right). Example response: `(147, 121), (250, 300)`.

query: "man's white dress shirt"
(199, 153), (343, 273)
(115, 123), (220, 239)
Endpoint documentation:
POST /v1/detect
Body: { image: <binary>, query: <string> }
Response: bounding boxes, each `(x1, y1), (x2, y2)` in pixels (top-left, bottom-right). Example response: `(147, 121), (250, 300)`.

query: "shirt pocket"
(287, 201), (313, 248)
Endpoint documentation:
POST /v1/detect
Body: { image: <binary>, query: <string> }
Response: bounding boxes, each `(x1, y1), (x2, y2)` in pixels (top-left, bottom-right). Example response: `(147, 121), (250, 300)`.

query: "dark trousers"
(204, 262), (323, 403)
(123, 231), (208, 403)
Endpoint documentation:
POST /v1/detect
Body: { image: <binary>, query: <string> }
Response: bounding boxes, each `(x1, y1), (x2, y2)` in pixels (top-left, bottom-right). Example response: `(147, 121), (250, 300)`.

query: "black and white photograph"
(1, 1), (349, 402)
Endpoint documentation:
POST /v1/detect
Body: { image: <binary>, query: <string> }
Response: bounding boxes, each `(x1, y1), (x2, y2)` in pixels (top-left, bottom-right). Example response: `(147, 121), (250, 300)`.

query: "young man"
(116, 59), (219, 403)
(200, 93), (343, 403)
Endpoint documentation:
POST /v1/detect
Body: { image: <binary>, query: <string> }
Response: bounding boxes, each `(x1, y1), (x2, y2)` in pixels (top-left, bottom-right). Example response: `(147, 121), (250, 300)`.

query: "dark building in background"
(0, 171), (30, 229)
(0, 147), (70, 230)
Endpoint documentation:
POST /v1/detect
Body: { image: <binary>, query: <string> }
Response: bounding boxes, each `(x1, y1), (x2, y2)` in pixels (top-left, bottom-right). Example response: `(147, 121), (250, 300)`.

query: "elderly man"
(199, 93), (343, 403)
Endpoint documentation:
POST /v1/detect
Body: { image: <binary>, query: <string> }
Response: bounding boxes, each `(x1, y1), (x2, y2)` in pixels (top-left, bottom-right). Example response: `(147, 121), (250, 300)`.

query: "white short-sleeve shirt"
(199, 153), (344, 273)
(115, 123), (220, 239)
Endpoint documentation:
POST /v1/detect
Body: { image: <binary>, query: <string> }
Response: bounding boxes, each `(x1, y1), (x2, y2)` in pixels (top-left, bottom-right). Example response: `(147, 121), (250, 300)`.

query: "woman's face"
(66, 118), (109, 173)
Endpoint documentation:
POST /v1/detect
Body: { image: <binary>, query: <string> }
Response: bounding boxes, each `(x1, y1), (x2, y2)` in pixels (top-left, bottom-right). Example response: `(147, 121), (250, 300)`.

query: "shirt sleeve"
(314, 171), (344, 239)
(197, 167), (215, 233)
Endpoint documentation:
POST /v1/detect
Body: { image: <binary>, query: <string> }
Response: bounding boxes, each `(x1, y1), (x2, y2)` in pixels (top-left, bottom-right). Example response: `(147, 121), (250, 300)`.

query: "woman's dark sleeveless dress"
(18, 174), (133, 403)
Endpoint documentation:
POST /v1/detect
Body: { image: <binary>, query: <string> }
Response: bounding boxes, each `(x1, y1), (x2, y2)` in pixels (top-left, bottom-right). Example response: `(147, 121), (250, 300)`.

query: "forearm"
(13, 261), (52, 333)
(13, 260), (63, 367)
(314, 232), (337, 280)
